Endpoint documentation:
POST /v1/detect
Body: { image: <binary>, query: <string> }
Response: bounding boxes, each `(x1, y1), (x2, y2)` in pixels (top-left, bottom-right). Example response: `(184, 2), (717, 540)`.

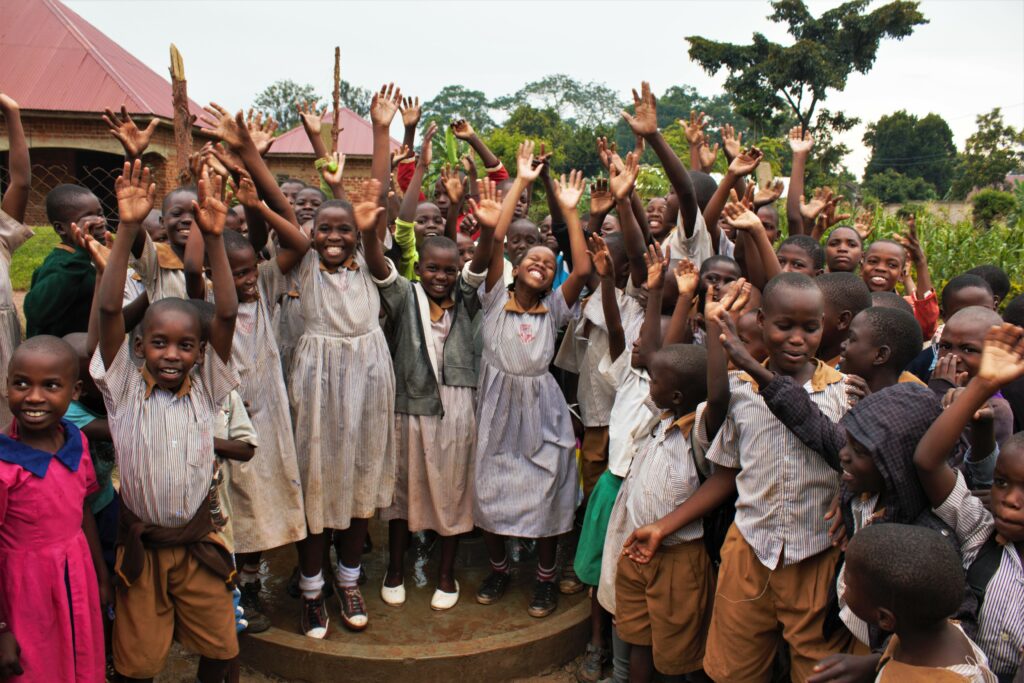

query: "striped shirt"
(90, 341), (239, 528)
(598, 349), (653, 477)
(131, 231), (189, 302)
(934, 471), (1024, 676)
(706, 361), (847, 569)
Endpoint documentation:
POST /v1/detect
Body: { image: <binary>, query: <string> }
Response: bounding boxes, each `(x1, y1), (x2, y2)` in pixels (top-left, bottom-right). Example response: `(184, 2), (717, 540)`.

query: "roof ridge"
(42, 0), (159, 113)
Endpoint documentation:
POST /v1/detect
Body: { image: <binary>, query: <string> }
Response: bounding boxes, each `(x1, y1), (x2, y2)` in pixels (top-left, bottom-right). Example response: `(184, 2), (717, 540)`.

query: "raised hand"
(788, 125), (814, 154)
(319, 151), (347, 186)
(440, 165), (465, 205)
(753, 179), (784, 208)
(854, 208), (875, 241)
(370, 83), (402, 128)
(587, 233), (614, 280)
(69, 222), (111, 273)
(698, 138), (719, 171)
(515, 140), (543, 182)
(102, 105), (159, 158)
(590, 178), (614, 215)
(114, 159), (156, 225)
(399, 96), (421, 128)
(419, 121), (438, 168)
(596, 136), (624, 172)
(461, 154), (478, 179)
(898, 214), (925, 265)
(246, 109), (278, 156)
(296, 100), (326, 135)
(390, 144), (413, 170)
(200, 103), (249, 150)
(227, 169), (261, 209)
(674, 258), (700, 299)
(800, 186), (833, 224)
(351, 178), (385, 232)
(721, 123), (742, 160)
(553, 170), (585, 212)
(609, 151), (640, 200)
(681, 110), (707, 146)
(621, 81), (658, 137)
(722, 200), (765, 233)
(206, 142), (244, 178)
(978, 323), (1024, 388)
(192, 165), (228, 236)
(707, 277), (751, 324)
(0, 92), (19, 113)
(200, 142), (232, 180)
(644, 241), (667, 291)
(933, 353), (967, 388)
(711, 294), (761, 374)
(728, 146), (764, 177)
(467, 178), (503, 229)
(812, 194), (851, 240)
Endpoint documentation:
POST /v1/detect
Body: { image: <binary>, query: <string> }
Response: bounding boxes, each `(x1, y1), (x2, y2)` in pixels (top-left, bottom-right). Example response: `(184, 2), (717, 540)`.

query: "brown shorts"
(580, 426), (610, 496)
(615, 539), (713, 675)
(113, 545), (239, 678)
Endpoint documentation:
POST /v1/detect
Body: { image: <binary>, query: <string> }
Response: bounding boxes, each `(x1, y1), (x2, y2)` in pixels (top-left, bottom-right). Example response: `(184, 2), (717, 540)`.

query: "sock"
(536, 562), (556, 583)
(298, 571), (324, 600)
(490, 555), (510, 575)
(240, 564), (259, 585)
(336, 562), (361, 588)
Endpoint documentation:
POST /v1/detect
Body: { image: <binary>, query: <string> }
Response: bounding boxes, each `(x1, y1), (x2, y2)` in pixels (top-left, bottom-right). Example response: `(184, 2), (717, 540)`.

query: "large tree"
(863, 110), (956, 196)
(950, 108), (1024, 199)
(492, 74), (622, 129)
(422, 85), (495, 132)
(252, 79), (371, 128)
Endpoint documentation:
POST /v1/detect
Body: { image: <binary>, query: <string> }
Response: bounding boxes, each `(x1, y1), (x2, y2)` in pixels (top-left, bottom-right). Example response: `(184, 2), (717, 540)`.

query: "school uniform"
(131, 231), (189, 301)
(0, 209), (33, 426)
(703, 360), (855, 683)
(875, 622), (997, 682)
(90, 341), (240, 679)
(24, 244), (94, 338)
(207, 390), (259, 552)
(663, 210), (714, 270)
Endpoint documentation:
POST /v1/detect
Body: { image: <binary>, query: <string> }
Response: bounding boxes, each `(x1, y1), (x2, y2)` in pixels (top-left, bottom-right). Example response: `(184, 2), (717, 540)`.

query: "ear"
(838, 309), (854, 332)
(757, 308), (765, 331)
(876, 607), (897, 633)
(672, 389), (685, 408)
(71, 379), (82, 402)
(195, 340), (207, 368)
(133, 334), (144, 358)
(52, 220), (70, 241)
(815, 267), (825, 277)
(874, 344), (892, 367)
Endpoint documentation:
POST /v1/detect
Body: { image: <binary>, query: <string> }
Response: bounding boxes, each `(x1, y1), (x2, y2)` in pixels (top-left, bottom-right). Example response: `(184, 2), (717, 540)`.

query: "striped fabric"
(706, 363), (847, 569)
(935, 471), (1023, 676)
(90, 341), (238, 528)
(0, 209), (33, 427)
(286, 249), (396, 534)
(131, 231), (188, 302)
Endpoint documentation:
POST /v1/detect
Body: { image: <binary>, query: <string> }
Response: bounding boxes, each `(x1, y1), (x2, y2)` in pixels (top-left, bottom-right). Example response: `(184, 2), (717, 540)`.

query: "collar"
(898, 371), (926, 386)
(824, 354), (842, 369)
(504, 291), (549, 315)
(0, 420), (84, 478)
(153, 242), (185, 270)
(660, 411), (697, 438)
(140, 364), (192, 399)
(428, 297), (455, 323)
(319, 255), (360, 274)
(738, 358), (844, 392)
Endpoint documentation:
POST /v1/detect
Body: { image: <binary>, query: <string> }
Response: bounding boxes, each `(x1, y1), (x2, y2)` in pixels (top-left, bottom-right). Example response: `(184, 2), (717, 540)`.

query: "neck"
(16, 423), (66, 454)
(769, 358), (817, 385)
(867, 367), (900, 393)
(893, 620), (968, 667)
(816, 340), (844, 365)
(513, 285), (542, 309)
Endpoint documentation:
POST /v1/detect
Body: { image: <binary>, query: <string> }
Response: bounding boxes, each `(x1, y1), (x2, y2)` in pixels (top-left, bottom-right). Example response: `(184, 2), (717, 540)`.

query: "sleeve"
(664, 210), (713, 269)
(89, 341), (136, 419)
(965, 444), (999, 488)
(690, 402), (712, 476)
(122, 270), (146, 306)
(130, 231), (159, 293)
(0, 468), (10, 528)
(199, 344), (240, 408)
(224, 391), (259, 447)
(906, 290), (939, 340)
(377, 273), (412, 321)
(393, 218), (419, 281)
(396, 160), (424, 200)
(63, 402), (97, 429)
(485, 163), (510, 183)
(718, 233), (736, 258)
(24, 254), (96, 333)
(759, 375), (844, 471)
(478, 277), (508, 312)
(553, 318), (580, 373)
(459, 263), (486, 317)
(597, 344), (631, 388)
(369, 257), (399, 288)
(932, 470), (996, 567)
(0, 208), (34, 258)
(548, 286), (580, 330)
(706, 409), (741, 470)
(81, 438), (99, 497)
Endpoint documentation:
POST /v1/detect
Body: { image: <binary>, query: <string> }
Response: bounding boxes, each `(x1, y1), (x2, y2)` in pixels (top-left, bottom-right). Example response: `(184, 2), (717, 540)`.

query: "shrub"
(972, 189), (1017, 227)
(862, 168), (937, 203)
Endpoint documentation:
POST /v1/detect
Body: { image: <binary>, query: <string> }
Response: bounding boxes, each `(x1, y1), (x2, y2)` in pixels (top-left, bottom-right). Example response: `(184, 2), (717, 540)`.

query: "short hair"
(10, 335), (79, 381)
(1003, 293), (1024, 327)
(845, 523), (965, 625)
(188, 300), (215, 342)
(857, 307), (923, 370)
(222, 228), (255, 257)
(687, 171), (718, 211)
(870, 291), (914, 315)
(756, 204), (779, 222)
(419, 235), (458, 259)
(699, 255), (742, 279)
(1000, 431), (1024, 456)
(161, 186), (198, 214)
(296, 186), (326, 201)
(966, 265), (1011, 302)
(313, 198), (354, 223)
(45, 184), (96, 225)
(141, 297), (202, 337)
(601, 232), (626, 266)
(508, 218), (540, 236)
(279, 178), (307, 189)
(651, 343), (708, 399)
(778, 235), (825, 271)
(762, 272), (822, 313)
(865, 238), (906, 262)
(816, 272), (872, 317)
(826, 225), (864, 247)
(941, 273), (993, 311)
(946, 305), (1002, 332)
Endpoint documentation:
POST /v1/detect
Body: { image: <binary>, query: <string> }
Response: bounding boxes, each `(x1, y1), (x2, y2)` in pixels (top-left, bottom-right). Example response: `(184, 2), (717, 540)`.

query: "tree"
(339, 81), (372, 118)
(686, 0), (927, 134)
(422, 85), (495, 132)
(863, 110), (956, 196)
(950, 108), (1024, 199)
(492, 74), (623, 129)
(862, 168), (937, 203)
(253, 80), (321, 130)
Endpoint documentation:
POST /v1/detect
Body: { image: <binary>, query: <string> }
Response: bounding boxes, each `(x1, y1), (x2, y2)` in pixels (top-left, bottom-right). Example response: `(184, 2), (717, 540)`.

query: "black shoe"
(575, 643), (604, 682)
(300, 593), (329, 639)
(528, 580), (558, 618)
(475, 570), (511, 605)
(239, 580), (272, 634)
(336, 583), (369, 631)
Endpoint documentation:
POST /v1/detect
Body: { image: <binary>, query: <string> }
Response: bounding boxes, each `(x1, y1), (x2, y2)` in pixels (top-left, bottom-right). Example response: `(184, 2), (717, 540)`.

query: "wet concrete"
(240, 521), (589, 682)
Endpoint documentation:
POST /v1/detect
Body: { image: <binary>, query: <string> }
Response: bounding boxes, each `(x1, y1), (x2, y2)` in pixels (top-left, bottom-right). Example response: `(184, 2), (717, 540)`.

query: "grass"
(10, 226), (60, 291)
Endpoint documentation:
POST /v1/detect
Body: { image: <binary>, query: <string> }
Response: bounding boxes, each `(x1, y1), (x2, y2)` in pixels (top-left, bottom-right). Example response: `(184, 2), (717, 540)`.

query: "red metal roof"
(0, 0), (204, 119)
(268, 109), (401, 157)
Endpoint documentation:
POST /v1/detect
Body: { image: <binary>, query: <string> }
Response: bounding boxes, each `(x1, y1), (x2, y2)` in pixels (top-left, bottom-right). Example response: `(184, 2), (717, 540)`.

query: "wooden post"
(331, 47), (341, 154)
(169, 44), (193, 185)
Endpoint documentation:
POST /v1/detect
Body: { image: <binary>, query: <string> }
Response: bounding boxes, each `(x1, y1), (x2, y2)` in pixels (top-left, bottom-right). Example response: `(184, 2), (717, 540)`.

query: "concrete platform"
(240, 525), (589, 682)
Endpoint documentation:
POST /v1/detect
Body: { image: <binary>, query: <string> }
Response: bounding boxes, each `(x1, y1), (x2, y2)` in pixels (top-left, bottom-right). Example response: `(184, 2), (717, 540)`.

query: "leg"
(113, 547), (175, 681)
(235, 551), (270, 633)
(295, 533), (329, 638)
(196, 656), (231, 683)
(610, 627), (632, 683)
(437, 534), (459, 593)
(335, 518), (369, 570)
(476, 531), (512, 604)
(385, 518), (409, 587)
(577, 590), (609, 682)
(628, 645), (655, 683)
(334, 519), (370, 631)
(482, 530), (508, 565)
(528, 535), (560, 617)
(297, 532), (325, 579)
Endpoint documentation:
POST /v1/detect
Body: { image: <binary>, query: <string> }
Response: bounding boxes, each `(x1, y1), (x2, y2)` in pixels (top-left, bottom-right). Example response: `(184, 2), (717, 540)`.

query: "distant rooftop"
(268, 110), (401, 157)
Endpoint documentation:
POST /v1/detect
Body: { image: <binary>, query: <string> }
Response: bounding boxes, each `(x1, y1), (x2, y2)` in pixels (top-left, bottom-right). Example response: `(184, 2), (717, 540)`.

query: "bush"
(972, 189), (1017, 227)
(862, 168), (937, 203)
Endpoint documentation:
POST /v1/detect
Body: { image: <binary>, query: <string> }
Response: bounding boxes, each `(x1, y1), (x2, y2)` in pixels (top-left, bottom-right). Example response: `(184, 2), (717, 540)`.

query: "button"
(1001, 631), (1010, 642)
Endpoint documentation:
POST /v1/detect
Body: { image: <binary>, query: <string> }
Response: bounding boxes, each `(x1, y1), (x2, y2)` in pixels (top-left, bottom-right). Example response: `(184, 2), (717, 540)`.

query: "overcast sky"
(65, 0), (1024, 176)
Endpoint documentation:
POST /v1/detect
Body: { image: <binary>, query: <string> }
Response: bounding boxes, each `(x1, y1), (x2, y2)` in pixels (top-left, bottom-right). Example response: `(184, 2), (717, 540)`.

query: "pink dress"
(0, 421), (103, 682)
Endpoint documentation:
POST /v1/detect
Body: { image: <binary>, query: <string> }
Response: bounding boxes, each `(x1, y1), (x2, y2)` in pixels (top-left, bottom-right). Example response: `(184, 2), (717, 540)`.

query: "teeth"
(326, 247), (342, 256)
(24, 410), (45, 417)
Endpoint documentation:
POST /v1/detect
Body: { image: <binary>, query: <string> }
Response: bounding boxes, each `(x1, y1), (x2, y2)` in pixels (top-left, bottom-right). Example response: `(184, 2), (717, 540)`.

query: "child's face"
(943, 286), (995, 320)
(537, 216), (560, 254)
(601, 215), (621, 237)
(776, 244), (818, 276)
(991, 443), (1024, 542)
(826, 227), (862, 273)
(280, 182), (305, 206)
(701, 263), (741, 302)
(163, 190), (198, 249)
(456, 232), (475, 270)
(294, 189), (324, 227)
(232, 206), (247, 234)
(142, 210), (167, 244)
(228, 247), (259, 304)
(135, 311), (203, 392)
(513, 189), (530, 220)
(759, 289), (824, 375)
(506, 221), (541, 266)
(840, 313), (881, 378)
(840, 558), (877, 626)
(224, 211), (242, 234)
(936, 316), (987, 379)
(756, 207), (779, 244)
(861, 243), (905, 292)
(647, 355), (683, 412)
(433, 179), (452, 215)
(646, 198), (667, 238)
(312, 205), (358, 269)
(7, 350), (80, 434)
(414, 203), (445, 245)
(59, 195), (107, 246)
(513, 246), (557, 291)
(737, 311), (768, 363)
(415, 246), (460, 302)
(838, 431), (885, 495)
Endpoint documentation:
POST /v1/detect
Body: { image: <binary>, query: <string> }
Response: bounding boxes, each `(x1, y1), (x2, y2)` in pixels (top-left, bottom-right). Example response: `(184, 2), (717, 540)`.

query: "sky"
(64, 0), (1024, 177)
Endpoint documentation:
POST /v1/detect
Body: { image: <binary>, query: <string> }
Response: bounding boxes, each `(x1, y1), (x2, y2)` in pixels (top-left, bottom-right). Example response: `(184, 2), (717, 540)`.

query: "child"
(842, 524), (997, 682)
(816, 272), (873, 367)
(92, 161), (241, 682)
(376, 178), (497, 610)
(701, 272), (856, 681)
(0, 335), (108, 682)
(860, 216), (938, 339)
(473, 142), (590, 618)
(0, 209), (33, 428)
(840, 307), (925, 390)
(392, 122), (443, 281)
(914, 323), (1024, 681)
(967, 264), (1010, 308)
(824, 225), (863, 273)
(776, 234), (825, 276)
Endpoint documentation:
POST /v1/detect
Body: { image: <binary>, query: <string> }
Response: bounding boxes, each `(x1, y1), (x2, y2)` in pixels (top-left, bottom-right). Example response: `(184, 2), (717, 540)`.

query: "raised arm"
(587, 178), (614, 236)
(102, 105), (159, 164)
(182, 223), (207, 301)
(704, 148), (764, 251)
(466, 179), (501, 274)
(452, 118), (501, 172)
(399, 97), (421, 150)
(440, 164), (465, 242)
(609, 152), (646, 288)
(231, 170), (310, 274)
(899, 215), (934, 298)
(723, 201), (781, 289)
(0, 94), (30, 222)
(486, 141), (542, 291)
(681, 111), (707, 172)
(369, 83), (403, 241)
(635, 242), (667, 368)
(589, 234), (626, 360)
(786, 126), (813, 236)
(550, 170), (591, 306)
(296, 101), (330, 160)
(398, 122), (437, 224)
(663, 259), (699, 346)
(191, 166), (236, 362)
(352, 178), (390, 281)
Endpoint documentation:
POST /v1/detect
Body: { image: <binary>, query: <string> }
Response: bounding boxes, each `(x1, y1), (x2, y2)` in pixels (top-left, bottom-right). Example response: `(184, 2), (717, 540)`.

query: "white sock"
(336, 562), (360, 588)
(298, 571), (324, 600)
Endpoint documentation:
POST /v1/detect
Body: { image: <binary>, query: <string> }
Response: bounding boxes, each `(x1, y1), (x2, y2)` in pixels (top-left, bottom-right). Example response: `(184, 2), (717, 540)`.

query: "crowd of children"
(0, 75), (1022, 683)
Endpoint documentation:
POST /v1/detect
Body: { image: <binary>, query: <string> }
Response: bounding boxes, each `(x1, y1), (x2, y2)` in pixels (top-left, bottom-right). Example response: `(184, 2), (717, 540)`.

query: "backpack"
(966, 531), (1003, 609)
(690, 431), (736, 567)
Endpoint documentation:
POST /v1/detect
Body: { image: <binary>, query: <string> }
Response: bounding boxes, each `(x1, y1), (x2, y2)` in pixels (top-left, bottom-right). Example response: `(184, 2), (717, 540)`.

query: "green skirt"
(573, 470), (624, 586)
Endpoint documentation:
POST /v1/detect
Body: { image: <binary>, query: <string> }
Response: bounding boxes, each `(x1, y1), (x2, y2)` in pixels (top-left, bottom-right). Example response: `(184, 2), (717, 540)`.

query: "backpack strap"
(966, 531), (1003, 608)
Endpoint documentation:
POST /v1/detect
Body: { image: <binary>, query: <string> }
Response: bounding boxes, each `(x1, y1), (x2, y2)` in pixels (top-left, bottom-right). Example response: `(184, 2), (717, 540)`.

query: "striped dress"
(473, 283), (579, 538)
(0, 209), (33, 427)
(287, 249), (397, 534)
(274, 272), (305, 384)
(218, 262), (307, 553)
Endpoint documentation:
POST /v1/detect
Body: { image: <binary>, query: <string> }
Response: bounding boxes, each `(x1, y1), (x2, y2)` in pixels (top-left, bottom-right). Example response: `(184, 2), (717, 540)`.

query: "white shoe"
(430, 581), (460, 611)
(380, 579), (406, 606)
